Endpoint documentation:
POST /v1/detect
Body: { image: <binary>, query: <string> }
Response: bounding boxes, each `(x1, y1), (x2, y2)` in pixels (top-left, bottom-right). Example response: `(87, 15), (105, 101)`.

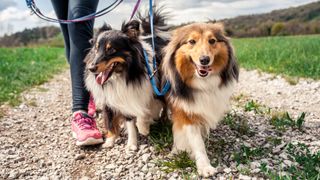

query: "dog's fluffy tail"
(137, 6), (171, 37)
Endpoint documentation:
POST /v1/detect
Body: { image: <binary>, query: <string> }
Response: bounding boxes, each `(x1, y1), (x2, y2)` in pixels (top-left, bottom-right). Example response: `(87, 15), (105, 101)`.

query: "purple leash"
(130, 0), (142, 20)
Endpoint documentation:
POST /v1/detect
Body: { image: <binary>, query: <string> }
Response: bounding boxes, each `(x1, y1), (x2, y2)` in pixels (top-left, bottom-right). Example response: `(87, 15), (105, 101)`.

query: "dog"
(84, 11), (169, 151)
(162, 22), (239, 177)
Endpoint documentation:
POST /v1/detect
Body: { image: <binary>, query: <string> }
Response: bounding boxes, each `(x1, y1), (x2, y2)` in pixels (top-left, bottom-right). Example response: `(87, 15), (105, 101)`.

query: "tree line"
(0, 26), (60, 47)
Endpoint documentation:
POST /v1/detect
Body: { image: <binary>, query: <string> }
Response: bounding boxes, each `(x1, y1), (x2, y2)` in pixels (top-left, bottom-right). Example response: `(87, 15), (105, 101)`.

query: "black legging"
(51, 0), (99, 112)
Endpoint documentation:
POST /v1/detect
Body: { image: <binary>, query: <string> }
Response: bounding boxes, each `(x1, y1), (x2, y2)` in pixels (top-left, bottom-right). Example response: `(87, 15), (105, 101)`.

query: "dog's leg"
(136, 100), (162, 136)
(171, 108), (216, 177)
(102, 106), (120, 148)
(126, 118), (138, 152)
(150, 100), (163, 120)
(136, 116), (152, 136)
(172, 124), (190, 154)
(104, 131), (117, 148)
(184, 125), (216, 177)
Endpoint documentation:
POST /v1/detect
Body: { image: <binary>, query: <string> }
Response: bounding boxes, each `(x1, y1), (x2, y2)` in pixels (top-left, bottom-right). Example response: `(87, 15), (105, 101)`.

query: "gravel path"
(0, 69), (319, 179)
(235, 69), (320, 125)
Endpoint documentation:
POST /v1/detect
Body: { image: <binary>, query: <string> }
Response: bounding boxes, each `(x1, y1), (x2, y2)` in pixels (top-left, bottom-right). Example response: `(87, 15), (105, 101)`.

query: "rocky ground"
(0, 69), (319, 180)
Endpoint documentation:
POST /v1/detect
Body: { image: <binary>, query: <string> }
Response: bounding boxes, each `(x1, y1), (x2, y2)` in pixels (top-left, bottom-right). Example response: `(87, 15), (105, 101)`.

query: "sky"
(0, 0), (317, 36)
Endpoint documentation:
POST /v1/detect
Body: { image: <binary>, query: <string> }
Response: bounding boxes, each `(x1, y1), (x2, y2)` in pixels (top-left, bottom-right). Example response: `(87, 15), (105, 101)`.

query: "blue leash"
(143, 0), (171, 96)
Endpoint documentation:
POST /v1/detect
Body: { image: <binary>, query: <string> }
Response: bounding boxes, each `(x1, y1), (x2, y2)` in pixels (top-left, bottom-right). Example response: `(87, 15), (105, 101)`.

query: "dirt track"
(0, 69), (319, 179)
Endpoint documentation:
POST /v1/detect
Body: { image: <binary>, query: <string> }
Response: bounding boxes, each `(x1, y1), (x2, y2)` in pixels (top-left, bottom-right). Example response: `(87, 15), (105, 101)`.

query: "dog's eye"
(209, 39), (216, 45)
(108, 48), (116, 54)
(188, 39), (196, 45)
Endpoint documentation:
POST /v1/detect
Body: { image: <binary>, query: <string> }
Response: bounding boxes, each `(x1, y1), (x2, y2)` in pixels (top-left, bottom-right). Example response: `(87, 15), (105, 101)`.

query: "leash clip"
(149, 68), (159, 79)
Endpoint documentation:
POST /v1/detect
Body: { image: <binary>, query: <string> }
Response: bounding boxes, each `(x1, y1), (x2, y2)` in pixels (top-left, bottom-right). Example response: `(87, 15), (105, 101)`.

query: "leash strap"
(25, 0), (123, 24)
(130, 0), (142, 20)
(142, 0), (171, 96)
(143, 49), (171, 96)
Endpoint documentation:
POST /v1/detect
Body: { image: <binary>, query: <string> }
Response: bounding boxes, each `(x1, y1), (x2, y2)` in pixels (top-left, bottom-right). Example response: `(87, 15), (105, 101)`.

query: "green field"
(0, 47), (67, 106)
(0, 35), (319, 106)
(233, 35), (320, 79)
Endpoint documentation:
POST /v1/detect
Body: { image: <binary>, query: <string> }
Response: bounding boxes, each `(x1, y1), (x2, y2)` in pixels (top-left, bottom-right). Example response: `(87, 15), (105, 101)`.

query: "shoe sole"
(72, 132), (104, 146)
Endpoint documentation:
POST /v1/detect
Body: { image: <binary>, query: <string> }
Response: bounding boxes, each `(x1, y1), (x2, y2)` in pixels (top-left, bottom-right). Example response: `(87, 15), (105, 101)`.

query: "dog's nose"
(89, 66), (97, 72)
(199, 56), (210, 65)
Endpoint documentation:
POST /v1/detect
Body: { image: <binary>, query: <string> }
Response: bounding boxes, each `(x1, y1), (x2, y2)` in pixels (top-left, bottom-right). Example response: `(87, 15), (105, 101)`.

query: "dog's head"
(163, 22), (239, 94)
(85, 20), (145, 85)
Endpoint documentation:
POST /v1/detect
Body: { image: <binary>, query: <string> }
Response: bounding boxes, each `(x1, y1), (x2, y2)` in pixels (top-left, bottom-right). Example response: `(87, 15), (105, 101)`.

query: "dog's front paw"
(102, 137), (116, 148)
(126, 144), (138, 153)
(197, 165), (217, 178)
(170, 146), (179, 155)
(136, 122), (150, 136)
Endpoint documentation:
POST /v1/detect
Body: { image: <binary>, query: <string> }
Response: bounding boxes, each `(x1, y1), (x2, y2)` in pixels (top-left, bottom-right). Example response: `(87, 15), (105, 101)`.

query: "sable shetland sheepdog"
(84, 12), (169, 151)
(162, 23), (239, 177)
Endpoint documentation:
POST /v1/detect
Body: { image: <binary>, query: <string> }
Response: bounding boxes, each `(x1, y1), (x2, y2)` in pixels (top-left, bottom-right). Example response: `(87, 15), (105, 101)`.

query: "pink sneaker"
(71, 112), (103, 146)
(88, 94), (96, 117)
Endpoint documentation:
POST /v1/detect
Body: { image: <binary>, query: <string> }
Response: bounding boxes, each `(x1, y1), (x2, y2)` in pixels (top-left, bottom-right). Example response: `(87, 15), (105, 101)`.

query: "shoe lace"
(74, 113), (96, 130)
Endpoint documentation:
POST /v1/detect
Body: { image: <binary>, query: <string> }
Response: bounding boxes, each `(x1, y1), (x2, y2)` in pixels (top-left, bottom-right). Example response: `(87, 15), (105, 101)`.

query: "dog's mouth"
(95, 62), (118, 85)
(191, 61), (212, 78)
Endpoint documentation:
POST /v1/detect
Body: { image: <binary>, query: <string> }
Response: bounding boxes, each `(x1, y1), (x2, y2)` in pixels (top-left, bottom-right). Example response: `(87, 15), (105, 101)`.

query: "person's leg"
(50, 0), (71, 62)
(67, 0), (99, 113)
(67, 0), (103, 146)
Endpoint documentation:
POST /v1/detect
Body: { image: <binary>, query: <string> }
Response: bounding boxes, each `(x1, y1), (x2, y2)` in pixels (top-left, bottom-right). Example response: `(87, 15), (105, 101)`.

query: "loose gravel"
(0, 69), (319, 179)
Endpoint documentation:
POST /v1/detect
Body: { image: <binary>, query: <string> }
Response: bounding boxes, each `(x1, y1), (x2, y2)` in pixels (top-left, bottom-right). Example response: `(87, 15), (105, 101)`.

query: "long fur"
(162, 22), (239, 177)
(84, 10), (169, 150)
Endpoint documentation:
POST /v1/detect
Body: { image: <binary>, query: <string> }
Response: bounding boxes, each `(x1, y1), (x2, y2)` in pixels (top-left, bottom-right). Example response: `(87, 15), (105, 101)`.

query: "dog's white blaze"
(172, 75), (234, 129)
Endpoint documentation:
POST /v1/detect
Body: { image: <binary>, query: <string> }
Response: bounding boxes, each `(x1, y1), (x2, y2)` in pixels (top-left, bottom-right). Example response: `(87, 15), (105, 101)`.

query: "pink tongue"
(95, 71), (110, 85)
(198, 66), (212, 73)
(199, 70), (207, 74)
(96, 72), (103, 85)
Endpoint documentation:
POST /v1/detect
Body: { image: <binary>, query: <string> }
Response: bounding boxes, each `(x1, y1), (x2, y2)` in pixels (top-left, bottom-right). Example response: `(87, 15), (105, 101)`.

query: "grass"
(233, 145), (269, 165)
(244, 100), (261, 113)
(233, 35), (320, 79)
(286, 143), (320, 179)
(148, 120), (173, 152)
(266, 136), (283, 146)
(156, 151), (196, 175)
(260, 143), (320, 179)
(270, 112), (306, 132)
(0, 47), (66, 106)
(222, 112), (255, 136)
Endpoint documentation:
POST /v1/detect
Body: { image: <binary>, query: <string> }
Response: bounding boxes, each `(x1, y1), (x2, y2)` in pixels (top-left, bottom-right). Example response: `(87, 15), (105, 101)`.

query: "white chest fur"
(85, 73), (153, 117)
(171, 76), (234, 129)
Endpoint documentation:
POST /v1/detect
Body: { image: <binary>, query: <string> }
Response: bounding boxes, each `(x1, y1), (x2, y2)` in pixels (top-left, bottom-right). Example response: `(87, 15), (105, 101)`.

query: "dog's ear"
(213, 24), (239, 83)
(98, 23), (112, 34)
(122, 20), (140, 39)
(162, 27), (194, 100)
(90, 23), (112, 45)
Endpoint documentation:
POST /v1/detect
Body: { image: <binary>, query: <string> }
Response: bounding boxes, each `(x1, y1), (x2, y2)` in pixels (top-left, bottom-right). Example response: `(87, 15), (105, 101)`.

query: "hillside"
(0, 26), (60, 47)
(0, 1), (319, 47)
(222, 1), (320, 37)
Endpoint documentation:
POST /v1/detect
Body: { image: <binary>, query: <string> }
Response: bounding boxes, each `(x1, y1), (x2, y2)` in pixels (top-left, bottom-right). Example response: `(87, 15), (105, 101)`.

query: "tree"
(271, 22), (285, 36)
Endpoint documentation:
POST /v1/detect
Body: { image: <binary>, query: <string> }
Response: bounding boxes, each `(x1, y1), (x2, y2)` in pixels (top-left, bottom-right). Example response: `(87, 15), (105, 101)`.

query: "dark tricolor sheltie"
(84, 11), (169, 151)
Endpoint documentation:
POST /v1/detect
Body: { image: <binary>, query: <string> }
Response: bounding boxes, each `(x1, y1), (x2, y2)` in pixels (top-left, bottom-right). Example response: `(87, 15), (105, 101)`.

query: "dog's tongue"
(198, 65), (212, 73)
(96, 70), (111, 85)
